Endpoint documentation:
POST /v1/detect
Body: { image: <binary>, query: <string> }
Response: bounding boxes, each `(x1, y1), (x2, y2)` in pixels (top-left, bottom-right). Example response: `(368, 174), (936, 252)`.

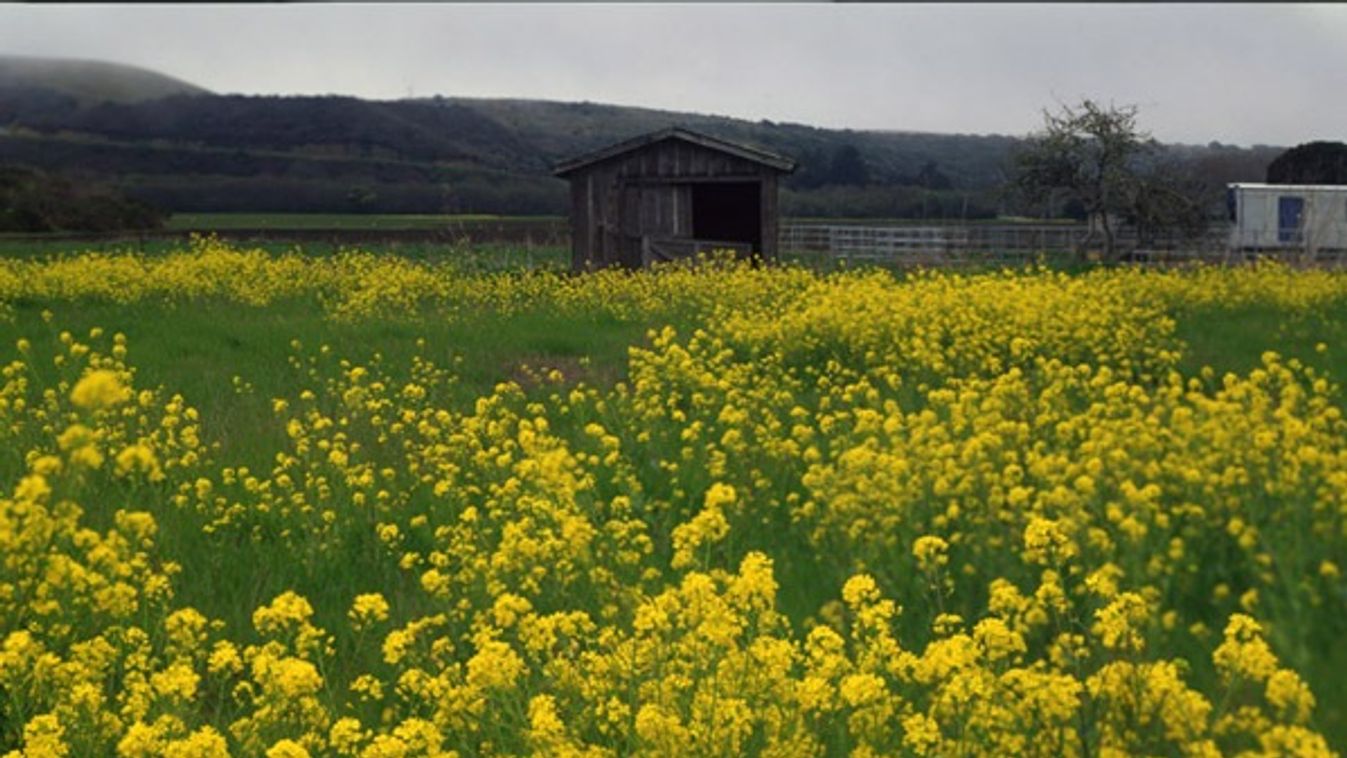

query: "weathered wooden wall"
(567, 139), (782, 270)
(761, 173), (779, 262)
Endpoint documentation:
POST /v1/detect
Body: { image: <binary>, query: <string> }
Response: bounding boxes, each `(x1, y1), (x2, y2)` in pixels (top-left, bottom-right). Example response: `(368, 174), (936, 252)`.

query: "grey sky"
(2, 3), (1344, 147)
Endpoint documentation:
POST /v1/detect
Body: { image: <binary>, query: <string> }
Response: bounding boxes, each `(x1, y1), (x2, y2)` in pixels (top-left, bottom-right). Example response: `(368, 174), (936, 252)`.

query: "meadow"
(163, 215), (566, 232)
(0, 239), (1345, 756)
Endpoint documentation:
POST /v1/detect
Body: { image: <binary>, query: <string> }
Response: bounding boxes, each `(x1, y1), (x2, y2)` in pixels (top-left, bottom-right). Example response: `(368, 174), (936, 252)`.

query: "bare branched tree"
(1013, 99), (1157, 262)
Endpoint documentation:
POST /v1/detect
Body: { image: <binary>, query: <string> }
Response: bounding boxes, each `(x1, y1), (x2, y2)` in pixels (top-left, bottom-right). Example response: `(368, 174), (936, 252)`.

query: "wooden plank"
(657, 142), (673, 178)
(620, 185), (637, 237)
(648, 186), (664, 235)
(761, 175), (777, 262)
(588, 173), (601, 268)
(564, 137), (799, 269)
(675, 184), (691, 236)
(689, 142), (707, 176)
(646, 184), (659, 234)
(619, 174), (778, 186)
(599, 166), (619, 267)
(570, 179), (585, 270)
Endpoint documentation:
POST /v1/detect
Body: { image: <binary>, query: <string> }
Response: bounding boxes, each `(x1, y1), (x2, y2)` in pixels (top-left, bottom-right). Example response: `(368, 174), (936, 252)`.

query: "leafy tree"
(1266, 141), (1347, 185)
(1187, 143), (1284, 190)
(787, 146), (832, 191)
(780, 185), (997, 219)
(912, 161), (953, 191)
(1013, 99), (1157, 261)
(1128, 161), (1210, 247)
(828, 144), (869, 187)
(0, 164), (164, 232)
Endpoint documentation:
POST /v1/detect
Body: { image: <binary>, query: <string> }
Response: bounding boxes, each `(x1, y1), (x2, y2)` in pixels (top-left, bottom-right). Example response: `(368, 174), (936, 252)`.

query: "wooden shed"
(553, 127), (796, 270)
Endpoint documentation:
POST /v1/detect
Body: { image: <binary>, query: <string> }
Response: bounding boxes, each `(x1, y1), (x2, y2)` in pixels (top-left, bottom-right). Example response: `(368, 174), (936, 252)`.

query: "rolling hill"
(0, 54), (209, 105)
(0, 56), (1285, 218)
(434, 96), (1026, 189)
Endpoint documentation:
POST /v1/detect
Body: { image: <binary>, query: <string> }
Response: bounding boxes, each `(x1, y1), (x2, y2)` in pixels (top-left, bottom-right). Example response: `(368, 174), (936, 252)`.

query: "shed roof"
(553, 127), (796, 177)
(1229, 182), (1347, 192)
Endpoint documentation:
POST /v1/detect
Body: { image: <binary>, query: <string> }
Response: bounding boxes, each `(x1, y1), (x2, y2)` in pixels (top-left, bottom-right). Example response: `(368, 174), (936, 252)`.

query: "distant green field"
(166, 213), (565, 231)
(0, 237), (570, 270)
(787, 216), (1082, 226)
(165, 213), (1076, 232)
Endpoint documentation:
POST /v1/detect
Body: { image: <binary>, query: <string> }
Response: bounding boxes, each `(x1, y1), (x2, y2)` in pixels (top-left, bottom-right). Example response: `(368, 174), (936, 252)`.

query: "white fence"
(779, 223), (1234, 266)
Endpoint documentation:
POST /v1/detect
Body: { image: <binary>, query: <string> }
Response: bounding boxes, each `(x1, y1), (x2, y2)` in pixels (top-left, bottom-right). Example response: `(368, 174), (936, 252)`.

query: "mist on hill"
(0, 54), (209, 105)
(0, 56), (1283, 219)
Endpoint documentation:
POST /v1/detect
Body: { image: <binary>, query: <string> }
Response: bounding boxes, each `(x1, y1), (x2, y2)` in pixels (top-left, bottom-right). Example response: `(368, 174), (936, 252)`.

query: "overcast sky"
(2, 3), (1344, 147)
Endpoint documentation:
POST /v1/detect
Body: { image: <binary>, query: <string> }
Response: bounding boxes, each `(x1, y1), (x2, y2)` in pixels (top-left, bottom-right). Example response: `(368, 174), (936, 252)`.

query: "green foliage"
(0, 164), (165, 232)
(788, 143), (879, 190)
(163, 213), (563, 231)
(912, 161), (953, 190)
(0, 237), (570, 272)
(1127, 160), (1211, 245)
(781, 185), (997, 220)
(1266, 141), (1347, 185)
(0, 56), (1285, 218)
(827, 143), (869, 186)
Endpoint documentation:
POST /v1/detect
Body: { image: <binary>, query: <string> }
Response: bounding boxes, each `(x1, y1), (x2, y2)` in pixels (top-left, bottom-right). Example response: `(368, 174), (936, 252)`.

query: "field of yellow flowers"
(1, 239), (1345, 756)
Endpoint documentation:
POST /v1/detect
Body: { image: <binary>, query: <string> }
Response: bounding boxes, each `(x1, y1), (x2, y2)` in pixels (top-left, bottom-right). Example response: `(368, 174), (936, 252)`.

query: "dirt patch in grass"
(504, 352), (628, 391)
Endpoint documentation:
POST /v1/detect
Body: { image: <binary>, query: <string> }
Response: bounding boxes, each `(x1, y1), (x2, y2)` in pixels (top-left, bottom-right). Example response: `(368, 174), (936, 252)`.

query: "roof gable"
(1229, 182), (1347, 192)
(553, 127), (796, 177)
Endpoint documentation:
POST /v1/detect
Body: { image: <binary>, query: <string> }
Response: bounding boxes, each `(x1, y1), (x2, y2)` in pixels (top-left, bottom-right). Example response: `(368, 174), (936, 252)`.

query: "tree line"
(1011, 99), (1347, 261)
(0, 165), (164, 233)
(0, 85), (1338, 233)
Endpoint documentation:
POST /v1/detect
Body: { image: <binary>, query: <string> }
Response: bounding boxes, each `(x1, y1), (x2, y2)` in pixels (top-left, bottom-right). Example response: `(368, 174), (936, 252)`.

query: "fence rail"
(778, 223), (1238, 266)
(13, 220), (1347, 268)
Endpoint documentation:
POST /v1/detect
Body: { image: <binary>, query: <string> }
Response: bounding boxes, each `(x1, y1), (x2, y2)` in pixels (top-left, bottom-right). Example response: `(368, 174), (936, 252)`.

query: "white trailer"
(1227, 183), (1347, 254)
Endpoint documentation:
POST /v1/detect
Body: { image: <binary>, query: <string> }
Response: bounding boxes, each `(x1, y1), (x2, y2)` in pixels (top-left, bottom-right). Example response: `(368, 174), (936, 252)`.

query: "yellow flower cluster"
(0, 245), (1343, 755)
(0, 238), (813, 324)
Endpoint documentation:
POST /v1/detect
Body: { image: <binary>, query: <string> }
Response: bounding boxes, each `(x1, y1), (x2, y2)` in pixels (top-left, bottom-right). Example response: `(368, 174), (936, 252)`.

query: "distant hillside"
(0, 55), (210, 105)
(0, 56), (1284, 218)
(13, 94), (540, 171)
(428, 96), (1024, 190)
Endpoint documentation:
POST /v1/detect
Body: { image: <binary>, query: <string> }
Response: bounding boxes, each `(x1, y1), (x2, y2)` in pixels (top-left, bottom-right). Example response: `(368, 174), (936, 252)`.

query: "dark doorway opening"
(692, 182), (761, 250)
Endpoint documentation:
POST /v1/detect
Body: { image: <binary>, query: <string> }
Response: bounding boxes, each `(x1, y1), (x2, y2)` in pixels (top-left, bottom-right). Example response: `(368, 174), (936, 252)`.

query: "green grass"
(1175, 301), (1347, 382)
(165, 213), (564, 231)
(0, 237), (571, 271)
(4, 298), (658, 469)
(3, 256), (1346, 749)
(6, 285), (1339, 618)
(2, 295), (681, 645)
